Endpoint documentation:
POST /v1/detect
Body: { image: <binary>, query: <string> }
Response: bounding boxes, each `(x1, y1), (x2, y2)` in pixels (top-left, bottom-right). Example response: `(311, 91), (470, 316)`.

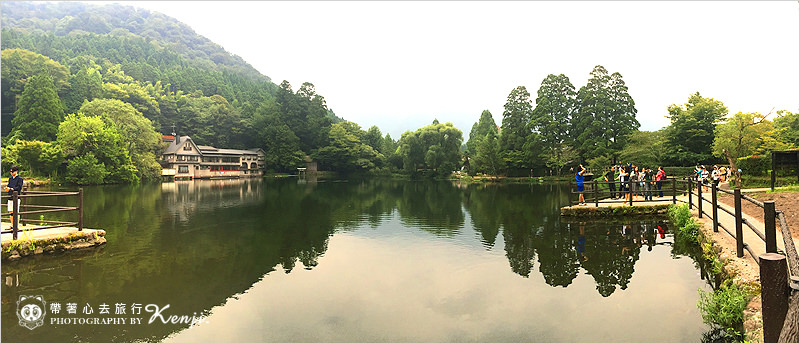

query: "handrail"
(1, 189), (84, 240)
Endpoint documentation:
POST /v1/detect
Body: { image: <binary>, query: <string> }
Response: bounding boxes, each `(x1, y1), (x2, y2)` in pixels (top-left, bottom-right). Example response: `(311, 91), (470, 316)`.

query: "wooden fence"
(1, 188), (84, 240)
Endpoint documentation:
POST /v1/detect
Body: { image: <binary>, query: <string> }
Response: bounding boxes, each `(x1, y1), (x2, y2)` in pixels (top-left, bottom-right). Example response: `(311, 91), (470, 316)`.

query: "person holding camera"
(575, 164), (587, 205)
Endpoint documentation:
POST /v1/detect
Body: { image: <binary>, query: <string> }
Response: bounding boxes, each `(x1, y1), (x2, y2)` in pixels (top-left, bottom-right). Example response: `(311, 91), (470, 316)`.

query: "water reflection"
(2, 178), (708, 342)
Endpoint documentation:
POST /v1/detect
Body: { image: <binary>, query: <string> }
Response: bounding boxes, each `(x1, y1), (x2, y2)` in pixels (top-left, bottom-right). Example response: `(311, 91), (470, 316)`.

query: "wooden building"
(161, 136), (265, 179)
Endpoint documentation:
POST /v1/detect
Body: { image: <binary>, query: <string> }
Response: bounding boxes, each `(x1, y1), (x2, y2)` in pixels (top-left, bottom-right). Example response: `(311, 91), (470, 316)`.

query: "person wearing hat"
(4, 166), (23, 215)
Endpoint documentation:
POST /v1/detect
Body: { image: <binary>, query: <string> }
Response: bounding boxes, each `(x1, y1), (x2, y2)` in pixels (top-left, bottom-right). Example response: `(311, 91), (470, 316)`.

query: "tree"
(618, 130), (667, 168)
(772, 110), (799, 148)
(466, 110), (498, 156)
(499, 86), (534, 171)
(712, 111), (786, 187)
(531, 74), (578, 173)
(57, 113), (138, 184)
(1, 48), (70, 117)
(607, 72), (639, 160)
(313, 122), (383, 173)
(9, 73), (65, 142)
(63, 66), (103, 114)
(78, 99), (162, 181)
(251, 100), (305, 172)
(472, 130), (504, 175)
(573, 65), (613, 162)
(397, 121), (463, 176)
(664, 92), (728, 166)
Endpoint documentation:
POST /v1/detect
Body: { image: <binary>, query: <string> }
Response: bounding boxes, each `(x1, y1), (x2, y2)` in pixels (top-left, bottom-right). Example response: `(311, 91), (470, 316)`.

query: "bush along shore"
(667, 204), (758, 342)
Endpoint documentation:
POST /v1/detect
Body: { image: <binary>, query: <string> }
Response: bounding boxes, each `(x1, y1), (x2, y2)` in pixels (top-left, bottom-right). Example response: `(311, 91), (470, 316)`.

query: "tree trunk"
(722, 148), (741, 188)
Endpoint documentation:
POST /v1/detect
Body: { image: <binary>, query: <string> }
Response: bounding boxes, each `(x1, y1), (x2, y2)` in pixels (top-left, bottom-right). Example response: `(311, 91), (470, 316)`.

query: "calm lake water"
(2, 178), (711, 342)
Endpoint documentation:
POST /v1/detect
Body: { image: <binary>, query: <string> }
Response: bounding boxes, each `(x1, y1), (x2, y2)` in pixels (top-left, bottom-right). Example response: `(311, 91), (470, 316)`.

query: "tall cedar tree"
(466, 110), (498, 156)
(10, 73), (65, 142)
(531, 74), (577, 167)
(499, 86), (534, 170)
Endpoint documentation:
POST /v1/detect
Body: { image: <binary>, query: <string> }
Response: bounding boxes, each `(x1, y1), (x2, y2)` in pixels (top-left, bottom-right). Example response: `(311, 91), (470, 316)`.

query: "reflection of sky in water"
(167, 211), (709, 343)
(2, 180), (710, 343)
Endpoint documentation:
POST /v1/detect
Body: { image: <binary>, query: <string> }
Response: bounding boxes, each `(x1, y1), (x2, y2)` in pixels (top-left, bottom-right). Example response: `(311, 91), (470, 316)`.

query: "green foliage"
(697, 280), (750, 341)
(499, 86), (534, 170)
(313, 122), (384, 174)
(664, 92), (728, 165)
(772, 110), (799, 148)
(397, 121), (463, 177)
(57, 113), (138, 184)
(1, 48), (69, 123)
(466, 110), (498, 157)
(78, 99), (162, 181)
(667, 203), (692, 229)
(472, 130), (504, 175)
(9, 73), (65, 142)
(65, 152), (108, 185)
(736, 155), (770, 176)
(4, 140), (64, 177)
(573, 66), (639, 163)
(619, 130), (666, 168)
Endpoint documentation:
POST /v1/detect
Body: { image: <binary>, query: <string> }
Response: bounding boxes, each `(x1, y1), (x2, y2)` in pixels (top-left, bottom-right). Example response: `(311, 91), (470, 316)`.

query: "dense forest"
(1, 2), (796, 184)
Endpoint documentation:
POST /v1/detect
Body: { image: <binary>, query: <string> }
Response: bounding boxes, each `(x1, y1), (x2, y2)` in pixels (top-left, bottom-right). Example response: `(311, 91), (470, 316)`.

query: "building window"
(183, 143), (192, 151)
(178, 165), (189, 173)
(251, 162), (257, 169)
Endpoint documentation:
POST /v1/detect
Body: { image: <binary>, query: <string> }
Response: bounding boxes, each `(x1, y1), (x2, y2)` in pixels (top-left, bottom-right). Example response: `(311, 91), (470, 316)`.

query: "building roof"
(163, 136), (201, 155)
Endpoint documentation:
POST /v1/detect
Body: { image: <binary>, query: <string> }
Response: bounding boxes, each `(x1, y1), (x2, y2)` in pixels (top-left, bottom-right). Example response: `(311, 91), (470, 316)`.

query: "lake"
(1, 178), (711, 342)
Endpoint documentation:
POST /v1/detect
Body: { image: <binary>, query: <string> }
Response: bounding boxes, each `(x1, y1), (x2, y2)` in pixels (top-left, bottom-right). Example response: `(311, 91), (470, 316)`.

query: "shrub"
(668, 204), (691, 228)
(65, 153), (108, 185)
(697, 280), (750, 340)
(736, 155), (771, 176)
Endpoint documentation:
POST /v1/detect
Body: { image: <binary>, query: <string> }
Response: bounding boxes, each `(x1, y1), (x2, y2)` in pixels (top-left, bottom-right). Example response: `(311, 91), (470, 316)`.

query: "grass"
(764, 185), (799, 193)
(697, 280), (752, 342)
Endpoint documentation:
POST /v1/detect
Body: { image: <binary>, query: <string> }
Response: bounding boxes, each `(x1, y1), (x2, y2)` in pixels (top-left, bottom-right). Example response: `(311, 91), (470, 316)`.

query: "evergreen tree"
(466, 110), (498, 156)
(531, 74), (577, 172)
(10, 73), (65, 142)
(498, 86), (534, 171)
(574, 65), (613, 162)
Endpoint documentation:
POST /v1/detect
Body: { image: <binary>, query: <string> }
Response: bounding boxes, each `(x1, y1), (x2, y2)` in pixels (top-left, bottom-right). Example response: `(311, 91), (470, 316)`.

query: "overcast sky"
(112, 1), (798, 139)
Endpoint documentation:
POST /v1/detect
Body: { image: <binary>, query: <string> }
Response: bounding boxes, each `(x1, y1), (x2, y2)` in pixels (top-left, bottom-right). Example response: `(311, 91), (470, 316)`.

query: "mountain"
(1, 1), (269, 83)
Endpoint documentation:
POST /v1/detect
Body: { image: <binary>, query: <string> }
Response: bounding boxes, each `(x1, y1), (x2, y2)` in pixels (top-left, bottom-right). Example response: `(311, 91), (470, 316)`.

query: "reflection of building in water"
(161, 135), (265, 179)
(161, 179), (264, 223)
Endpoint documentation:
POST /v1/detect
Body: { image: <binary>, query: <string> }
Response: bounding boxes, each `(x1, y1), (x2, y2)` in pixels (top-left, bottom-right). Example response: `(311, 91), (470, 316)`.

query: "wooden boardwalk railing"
(1, 188), (84, 240)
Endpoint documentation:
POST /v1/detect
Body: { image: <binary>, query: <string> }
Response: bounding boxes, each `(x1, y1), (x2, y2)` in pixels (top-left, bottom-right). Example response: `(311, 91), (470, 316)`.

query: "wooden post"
(697, 180), (703, 218)
(712, 183), (719, 233)
(771, 150), (776, 192)
(735, 188), (744, 258)
(765, 201), (777, 253)
(672, 178), (676, 204)
(78, 188), (84, 231)
(760, 253), (789, 343)
(688, 177), (693, 210)
(594, 180), (598, 207)
(12, 191), (19, 240)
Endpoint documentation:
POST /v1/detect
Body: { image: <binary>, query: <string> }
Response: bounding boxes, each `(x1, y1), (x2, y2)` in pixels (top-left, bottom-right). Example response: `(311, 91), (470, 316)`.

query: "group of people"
(695, 165), (729, 192)
(574, 163), (668, 206)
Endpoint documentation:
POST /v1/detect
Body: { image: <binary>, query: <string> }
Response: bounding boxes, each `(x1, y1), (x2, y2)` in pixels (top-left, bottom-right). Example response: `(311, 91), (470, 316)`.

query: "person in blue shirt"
(575, 164), (586, 205)
(4, 165), (23, 214)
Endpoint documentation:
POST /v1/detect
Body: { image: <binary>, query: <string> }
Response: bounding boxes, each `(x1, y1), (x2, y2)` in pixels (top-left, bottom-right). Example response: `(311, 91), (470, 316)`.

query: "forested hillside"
(1, 1), (402, 184)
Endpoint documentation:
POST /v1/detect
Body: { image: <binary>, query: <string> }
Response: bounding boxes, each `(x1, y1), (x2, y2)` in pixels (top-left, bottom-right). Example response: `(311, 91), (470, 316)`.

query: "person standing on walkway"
(700, 166), (710, 192)
(644, 167), (654, 201)
(604, 166), (617, 199)
(655, 166), (666, 198)
(576, 164), (587, 205)
(711, 165), (721, 189)
(719, 166), (727, 182)
(4, 165), (23, 215)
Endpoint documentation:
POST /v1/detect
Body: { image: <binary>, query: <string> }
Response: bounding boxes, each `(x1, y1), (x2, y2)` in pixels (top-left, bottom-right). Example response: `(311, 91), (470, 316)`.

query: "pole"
(78, 188), (84, 231)
(628, 179), (633, 207)
(697, 180), (703, 218)
(672, 178), (676, 204)
(688, 177), (692, 210)
(712, 183), (719, 233)
(594, 180), (598, 207)
(12, 191), (19, 240)
(760, 253), (789, 343)
(765, 201), (777, 253)
(735, 188), (744, 258)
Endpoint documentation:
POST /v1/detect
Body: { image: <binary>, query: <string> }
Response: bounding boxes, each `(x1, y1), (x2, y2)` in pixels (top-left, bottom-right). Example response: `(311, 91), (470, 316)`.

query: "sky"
(105, 1), (798, 139)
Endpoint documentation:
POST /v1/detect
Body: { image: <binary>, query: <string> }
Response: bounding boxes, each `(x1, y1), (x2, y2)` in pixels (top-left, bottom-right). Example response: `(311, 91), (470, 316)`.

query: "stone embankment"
(1, 228), (106, 261)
